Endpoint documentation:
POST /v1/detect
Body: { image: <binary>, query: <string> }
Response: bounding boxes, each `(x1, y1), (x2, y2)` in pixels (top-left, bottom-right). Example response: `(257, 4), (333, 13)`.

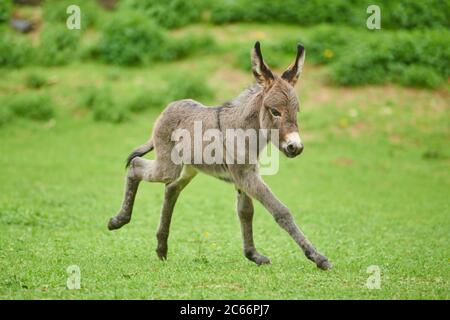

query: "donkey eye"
(270, 108), (281, 117)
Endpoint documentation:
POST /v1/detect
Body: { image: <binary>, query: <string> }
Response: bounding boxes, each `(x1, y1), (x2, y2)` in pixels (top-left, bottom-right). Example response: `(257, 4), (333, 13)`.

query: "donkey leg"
(107, 173), (140, 230)
(108, 157), (181, 230)
(237, 190), (271, 265)
(156, 166), (197, 260)
(236, 171), (331, 270)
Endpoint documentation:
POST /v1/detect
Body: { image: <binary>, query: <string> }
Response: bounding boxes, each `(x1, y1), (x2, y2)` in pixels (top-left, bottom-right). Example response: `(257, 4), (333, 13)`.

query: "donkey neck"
(220, 84), (263, 130)
(216, 84), (269, 159)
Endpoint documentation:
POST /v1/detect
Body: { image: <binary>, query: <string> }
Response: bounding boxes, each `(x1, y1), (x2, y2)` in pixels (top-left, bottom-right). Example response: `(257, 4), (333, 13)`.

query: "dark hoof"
(305, 250), (332, 270)
(246, 251), (271, 265)
(255, 255), (271, 265)
(107, 216), (130, 230)
(156, 247), (167, 261)
(316, 257), (332, 270)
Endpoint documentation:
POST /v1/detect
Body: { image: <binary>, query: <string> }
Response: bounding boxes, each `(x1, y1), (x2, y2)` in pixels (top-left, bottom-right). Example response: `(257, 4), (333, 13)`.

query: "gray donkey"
(108, 42), (331, 270)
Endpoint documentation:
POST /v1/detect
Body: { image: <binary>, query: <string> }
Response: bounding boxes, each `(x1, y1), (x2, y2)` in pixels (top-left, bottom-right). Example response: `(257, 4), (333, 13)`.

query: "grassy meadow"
(0, 1), (449, 299)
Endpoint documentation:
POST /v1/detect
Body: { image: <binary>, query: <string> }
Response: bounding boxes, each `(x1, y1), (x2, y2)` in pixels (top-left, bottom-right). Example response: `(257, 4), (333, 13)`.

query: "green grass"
(0, 23), (449, 299)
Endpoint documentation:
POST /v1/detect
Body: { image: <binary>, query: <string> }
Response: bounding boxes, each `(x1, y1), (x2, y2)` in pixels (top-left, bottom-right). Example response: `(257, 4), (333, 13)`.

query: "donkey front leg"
(156, 166), (197, 260)
(236, 172), (331, 270)
(108, 157), (180, 230)
(236, 190), (271, 265)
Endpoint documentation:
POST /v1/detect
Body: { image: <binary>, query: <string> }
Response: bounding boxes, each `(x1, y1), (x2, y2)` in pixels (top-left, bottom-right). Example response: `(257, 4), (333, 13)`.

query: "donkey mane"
(221, 83), (263, 109)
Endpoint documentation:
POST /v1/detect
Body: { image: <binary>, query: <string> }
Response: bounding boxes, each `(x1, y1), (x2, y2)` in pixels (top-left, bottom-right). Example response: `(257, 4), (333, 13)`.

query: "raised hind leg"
(108, 157), (181, 230)
(156, 166), (197, 260)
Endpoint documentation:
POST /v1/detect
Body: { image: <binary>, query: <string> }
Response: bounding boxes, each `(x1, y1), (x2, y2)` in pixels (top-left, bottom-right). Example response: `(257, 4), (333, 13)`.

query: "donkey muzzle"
(282, 132), (304, 158)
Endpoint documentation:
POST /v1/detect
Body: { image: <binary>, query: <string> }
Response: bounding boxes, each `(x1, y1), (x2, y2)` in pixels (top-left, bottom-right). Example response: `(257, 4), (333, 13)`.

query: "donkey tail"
(125, 139), (154, 168)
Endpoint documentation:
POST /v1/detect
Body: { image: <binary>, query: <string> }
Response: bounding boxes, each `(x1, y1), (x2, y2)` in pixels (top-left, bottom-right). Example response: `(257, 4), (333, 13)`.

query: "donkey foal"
(108, 42), (332, 270)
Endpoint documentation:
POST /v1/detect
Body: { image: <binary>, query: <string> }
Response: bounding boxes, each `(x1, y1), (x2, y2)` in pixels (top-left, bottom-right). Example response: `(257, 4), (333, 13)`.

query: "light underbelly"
(192, 164), (234, 183)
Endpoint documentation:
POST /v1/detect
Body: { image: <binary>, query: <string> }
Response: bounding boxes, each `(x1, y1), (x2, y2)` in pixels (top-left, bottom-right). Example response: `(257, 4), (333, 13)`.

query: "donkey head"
(252, 41), (305, 158)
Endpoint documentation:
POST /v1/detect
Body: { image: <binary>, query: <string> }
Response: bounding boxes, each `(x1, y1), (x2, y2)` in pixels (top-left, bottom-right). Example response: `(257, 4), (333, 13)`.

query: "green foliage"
(233, 43), (285, 71)
(330, 29), (450, 87)
(126, 91), (169, 113)
(210, 0), (450, 29)
(231, 26), (448, 88)
(166, 73), (214, 102)
(0, 104), (13, 126)
(398, 65), (443, 89)
(38, 25), (80, 66)
(78, 87), (105, 110)
(381, 0), (450, 29)
(233, 27), (351, 72)
(233, 46), (253, 71)
(3, 92), (55, 121)
(0, 34), (32, 68)
(79, 86), (132, 122)
(98, 11), (165, 65)
(92, 102), (129, 123)
(98, 11), (215, 66)
(124, 72), (215, 114)
(305, 25), (353, 65)
(24, 72), (48, 89)
(330, 49), (384, 85)
(120, 0), (205, 29)
(0, 0), (12, 24)
(78, 86), (129, 123)
(210, 0), (360, 25)
(158, 34), (216, 62)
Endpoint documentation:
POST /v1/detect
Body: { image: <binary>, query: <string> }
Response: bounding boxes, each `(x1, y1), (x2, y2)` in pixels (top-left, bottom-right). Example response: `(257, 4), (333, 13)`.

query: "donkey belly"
(192, 164), (234, 183)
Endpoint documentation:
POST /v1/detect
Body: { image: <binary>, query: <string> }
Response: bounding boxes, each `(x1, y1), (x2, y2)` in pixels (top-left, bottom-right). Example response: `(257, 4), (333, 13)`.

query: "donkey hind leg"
(156, 166), (197, 260)
(237, 190), (271, 265)
(108, 157), (181, 230)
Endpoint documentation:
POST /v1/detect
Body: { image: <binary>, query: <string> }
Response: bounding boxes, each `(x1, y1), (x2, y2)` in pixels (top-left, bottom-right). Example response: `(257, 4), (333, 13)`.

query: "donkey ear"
(281, 44), (305, 86)
(251, 41), (274, 87)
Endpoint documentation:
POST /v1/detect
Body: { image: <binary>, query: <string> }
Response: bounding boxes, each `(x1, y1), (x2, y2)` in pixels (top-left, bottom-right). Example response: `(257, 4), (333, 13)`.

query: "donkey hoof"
(107, 216), (130, 230)
(245, 250), (271, 265)
(255, 255), (271, 265)
(249, 253), (271, 265)
(156, 248), (168, 261)
(316, 257), (332, 270)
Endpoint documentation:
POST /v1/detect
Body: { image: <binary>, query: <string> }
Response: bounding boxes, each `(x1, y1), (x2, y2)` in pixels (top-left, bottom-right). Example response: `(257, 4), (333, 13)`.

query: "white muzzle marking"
(282, 132), (302, 149)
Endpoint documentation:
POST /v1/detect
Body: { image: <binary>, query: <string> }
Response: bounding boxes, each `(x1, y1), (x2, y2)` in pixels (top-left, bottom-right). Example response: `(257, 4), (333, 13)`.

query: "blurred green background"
(0, 0), (449, 299)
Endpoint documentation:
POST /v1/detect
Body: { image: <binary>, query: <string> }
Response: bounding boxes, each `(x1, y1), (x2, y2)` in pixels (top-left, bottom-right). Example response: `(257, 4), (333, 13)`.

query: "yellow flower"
(339, 118), (349, 128)
(203, 231), (209, 238)
(324, 48), (334, 59)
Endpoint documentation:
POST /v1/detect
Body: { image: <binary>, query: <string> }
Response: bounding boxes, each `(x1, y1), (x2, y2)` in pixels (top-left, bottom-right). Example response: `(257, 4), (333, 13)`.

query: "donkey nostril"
(287, 143), (296, 153)
(286, 142), (304, 156)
